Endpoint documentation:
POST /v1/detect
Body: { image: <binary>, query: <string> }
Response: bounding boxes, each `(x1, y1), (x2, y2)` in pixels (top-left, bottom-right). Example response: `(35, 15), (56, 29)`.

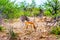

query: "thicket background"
(0, 0), (60, 19)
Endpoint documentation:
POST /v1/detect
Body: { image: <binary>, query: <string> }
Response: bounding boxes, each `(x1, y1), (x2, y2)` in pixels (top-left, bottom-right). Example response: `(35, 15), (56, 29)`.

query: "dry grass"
(0, 17), (59, 40)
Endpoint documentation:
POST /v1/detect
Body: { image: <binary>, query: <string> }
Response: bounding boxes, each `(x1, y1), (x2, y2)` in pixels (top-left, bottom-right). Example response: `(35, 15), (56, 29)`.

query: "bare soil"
(0, 17), (60, 40)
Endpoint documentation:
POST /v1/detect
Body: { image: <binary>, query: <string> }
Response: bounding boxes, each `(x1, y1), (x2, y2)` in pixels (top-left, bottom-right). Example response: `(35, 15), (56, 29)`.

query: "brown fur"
(24, 21), (36, 30)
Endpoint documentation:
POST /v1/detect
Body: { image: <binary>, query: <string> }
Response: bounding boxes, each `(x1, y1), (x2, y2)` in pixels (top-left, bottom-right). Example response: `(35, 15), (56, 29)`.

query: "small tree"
(0, 0), (20, 19)
(44, 0), (60, 19)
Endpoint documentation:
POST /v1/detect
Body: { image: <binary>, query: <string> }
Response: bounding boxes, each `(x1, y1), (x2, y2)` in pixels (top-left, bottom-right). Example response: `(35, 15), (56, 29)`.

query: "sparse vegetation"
(9, 27), (18, 40)
(51, 26), (60, 35)
(0, 25), (5, 32)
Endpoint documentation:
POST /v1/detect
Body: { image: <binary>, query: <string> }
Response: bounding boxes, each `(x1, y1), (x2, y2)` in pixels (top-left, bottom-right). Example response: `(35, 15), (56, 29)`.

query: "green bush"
(51, 26), (60, 35)
(0, 25), (5, 32)
(44, 11), (52, 16)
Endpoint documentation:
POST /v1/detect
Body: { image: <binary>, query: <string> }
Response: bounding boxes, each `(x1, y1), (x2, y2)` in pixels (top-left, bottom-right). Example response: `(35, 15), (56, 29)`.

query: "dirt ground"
(0, 17), (60, 40)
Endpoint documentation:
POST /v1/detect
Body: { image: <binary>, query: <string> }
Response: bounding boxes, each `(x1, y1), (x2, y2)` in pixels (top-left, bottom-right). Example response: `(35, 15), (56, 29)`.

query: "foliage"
(44, 0), (60, 18)
(0, 0), (20, 19)
(0, 0), (40, 19)
(44, 11), (52, 16)
(0, 25), (5, 32)
(51, 26), (60, 35)
(0, 0), (60, 19)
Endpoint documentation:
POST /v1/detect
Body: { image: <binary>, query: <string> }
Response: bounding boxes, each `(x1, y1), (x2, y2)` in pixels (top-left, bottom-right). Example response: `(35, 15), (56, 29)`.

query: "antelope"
(24, 21), (36, 30)
(20, 15), (36, 31)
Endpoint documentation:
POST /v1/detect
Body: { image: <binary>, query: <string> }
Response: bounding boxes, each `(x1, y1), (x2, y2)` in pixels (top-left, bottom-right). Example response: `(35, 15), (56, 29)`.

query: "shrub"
(9, 27), (18, 40)
(44, 11), (52, 16)
(0, 25), (5, 32)
(51, 26), (60, 35)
